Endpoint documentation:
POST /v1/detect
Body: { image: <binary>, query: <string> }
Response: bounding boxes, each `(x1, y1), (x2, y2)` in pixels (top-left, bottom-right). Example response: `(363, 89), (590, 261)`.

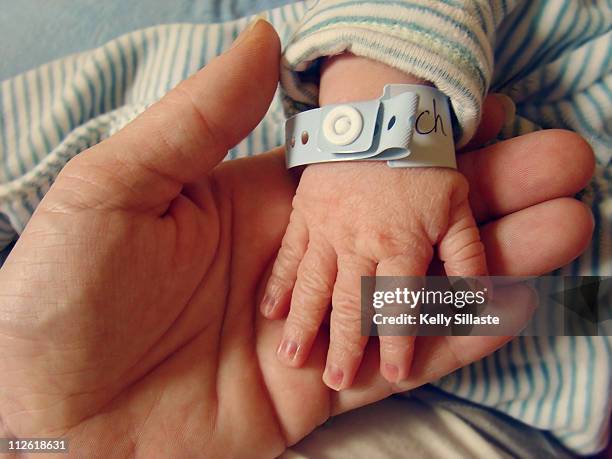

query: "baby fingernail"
(384, 363), (399, 382)
(324, 364), (344, 391)
(261, 293), (276, 316)
(277, 339), (299, 362)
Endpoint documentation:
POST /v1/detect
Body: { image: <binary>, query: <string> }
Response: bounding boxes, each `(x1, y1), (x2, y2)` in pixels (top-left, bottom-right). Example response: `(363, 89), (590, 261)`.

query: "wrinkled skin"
(0, 22), (594, 458)
(266, 161), (483, 388)
(264, 54), (482, 389)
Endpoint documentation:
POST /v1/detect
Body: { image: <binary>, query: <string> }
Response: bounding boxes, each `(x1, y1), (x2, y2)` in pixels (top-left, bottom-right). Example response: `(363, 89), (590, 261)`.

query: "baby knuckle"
(330, 335), (364, 360)
(379, 254), (412, 272)
(454, 240), (486, 262)
(276, 243), (302, 270)
(288, 306), (326, 334)
(296, 269), (333, 298)
(331, 302), (362, 331)
(445, 243), (486, 270)
(357, 231), (421, 261)
(454, 220), (478, 239)
(445, 226), (482, 256)
(337, 252), (371, 270)
(379, 338), (412, 355)
(331, 288), (361, 314)
(367, 233), (403, 257)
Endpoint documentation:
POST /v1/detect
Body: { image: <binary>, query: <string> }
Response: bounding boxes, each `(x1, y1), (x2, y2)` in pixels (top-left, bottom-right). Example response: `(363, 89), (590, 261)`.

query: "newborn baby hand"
(261, 54), (487, 390)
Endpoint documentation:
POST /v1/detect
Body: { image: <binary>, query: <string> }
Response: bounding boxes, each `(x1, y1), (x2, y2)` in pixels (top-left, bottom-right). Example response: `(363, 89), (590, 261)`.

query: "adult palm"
(0, 22), (594, 458)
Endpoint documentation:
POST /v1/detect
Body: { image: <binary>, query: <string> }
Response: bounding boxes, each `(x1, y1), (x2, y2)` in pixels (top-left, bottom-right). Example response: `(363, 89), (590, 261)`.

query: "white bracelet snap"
(322, 105), (363, 145)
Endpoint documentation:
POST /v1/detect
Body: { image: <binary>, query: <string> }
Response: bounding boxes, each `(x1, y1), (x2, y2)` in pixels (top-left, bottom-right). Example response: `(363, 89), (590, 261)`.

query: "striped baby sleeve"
(0, 213), (16, 252)
(280, 0), (520, 146)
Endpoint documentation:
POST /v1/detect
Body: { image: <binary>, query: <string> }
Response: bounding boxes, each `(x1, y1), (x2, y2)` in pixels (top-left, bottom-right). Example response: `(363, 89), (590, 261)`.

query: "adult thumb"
(61, 19), (280, 211)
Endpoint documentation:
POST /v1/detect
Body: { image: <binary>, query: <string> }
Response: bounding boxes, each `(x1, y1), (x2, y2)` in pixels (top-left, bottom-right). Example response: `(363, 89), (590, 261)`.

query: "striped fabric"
(0, 0), (610, 455)
(281, 0), (520, 147)
(0, 0), (295, 81)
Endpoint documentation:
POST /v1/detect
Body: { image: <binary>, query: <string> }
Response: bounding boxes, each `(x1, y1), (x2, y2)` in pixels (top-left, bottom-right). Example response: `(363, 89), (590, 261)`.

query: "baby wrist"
(286, 83), (456, 170)
(319, 54), (432, 106)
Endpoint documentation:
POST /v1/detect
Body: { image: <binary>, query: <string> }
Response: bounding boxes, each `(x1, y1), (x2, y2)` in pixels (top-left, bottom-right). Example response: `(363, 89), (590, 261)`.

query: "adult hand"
(0, 21), (594, 458)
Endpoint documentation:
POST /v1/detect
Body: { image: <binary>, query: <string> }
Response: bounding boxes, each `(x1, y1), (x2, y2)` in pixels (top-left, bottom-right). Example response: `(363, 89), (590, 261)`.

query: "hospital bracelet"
(285, 84), (457, 170)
